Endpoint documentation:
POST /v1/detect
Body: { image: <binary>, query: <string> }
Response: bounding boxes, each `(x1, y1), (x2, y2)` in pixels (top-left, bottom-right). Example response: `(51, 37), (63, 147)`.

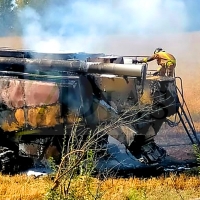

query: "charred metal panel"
(128, 76), (179, 141)
(0, 104), (85, 132)
(92, 101), (113, 123)
(94, 75), (138, 113)
(87, 56), (120, 63)
(0, 78), (59, 109)
(139, 79), (153, 105)
(0, 49), (104, 60)
(0, 75), (86, 132)
(139, 76), (178, 111)
(0, 105), (62, 132)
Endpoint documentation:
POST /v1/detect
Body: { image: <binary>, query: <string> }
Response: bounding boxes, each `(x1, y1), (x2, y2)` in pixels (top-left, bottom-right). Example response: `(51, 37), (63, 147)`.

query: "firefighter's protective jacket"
(142, 51), (176, 76)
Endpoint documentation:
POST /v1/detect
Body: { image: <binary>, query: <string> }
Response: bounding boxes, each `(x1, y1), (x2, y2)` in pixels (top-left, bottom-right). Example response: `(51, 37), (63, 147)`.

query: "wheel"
(0, 146), (16, 174)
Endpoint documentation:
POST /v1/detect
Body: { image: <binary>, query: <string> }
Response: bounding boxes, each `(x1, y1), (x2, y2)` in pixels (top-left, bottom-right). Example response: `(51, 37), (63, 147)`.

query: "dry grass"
(0, 174), (199, 200)
(0, 174), (52, 200)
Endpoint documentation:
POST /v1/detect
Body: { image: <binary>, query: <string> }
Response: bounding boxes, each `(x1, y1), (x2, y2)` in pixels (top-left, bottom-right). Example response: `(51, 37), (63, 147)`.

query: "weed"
(193, 144), (200, 173)
(126, 188), (147, 200)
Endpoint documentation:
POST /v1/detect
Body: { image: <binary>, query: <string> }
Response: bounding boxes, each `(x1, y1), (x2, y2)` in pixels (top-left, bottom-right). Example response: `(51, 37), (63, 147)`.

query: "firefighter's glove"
(153, 71), (159, 76)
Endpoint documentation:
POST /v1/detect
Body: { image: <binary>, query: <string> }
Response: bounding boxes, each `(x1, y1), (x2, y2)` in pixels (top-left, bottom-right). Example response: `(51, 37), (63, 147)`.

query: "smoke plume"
(16, 0), (198, 53)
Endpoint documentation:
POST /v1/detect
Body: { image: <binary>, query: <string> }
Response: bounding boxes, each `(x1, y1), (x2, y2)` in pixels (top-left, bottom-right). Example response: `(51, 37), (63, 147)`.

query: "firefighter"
(138, 48), (176, 77)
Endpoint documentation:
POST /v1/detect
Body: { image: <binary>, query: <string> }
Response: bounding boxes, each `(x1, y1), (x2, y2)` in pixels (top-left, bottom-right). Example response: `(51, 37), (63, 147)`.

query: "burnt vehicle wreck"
(0, 48), (199, 174)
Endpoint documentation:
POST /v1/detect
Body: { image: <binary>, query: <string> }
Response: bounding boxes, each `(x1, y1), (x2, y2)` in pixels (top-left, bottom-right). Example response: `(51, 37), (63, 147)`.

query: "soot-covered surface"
(23, 133), (199, 178)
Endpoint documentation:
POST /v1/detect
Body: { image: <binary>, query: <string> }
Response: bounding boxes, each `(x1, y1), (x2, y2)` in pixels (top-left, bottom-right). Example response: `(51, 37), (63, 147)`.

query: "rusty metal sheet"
(0, 104), (62, 131)
(0, 104), (85, 132)
(94, 76), (138, 107)
(0, 78), (59, 109)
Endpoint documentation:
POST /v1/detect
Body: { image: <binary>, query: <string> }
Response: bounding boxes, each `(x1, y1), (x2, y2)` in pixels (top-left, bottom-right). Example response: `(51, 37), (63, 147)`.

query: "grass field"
(0, 173), (199, 200)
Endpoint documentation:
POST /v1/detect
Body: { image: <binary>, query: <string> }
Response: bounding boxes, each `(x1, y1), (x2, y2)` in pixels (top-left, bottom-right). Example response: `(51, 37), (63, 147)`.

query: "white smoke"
(11, 0), (18, 11)
(18, 0), (189, 53)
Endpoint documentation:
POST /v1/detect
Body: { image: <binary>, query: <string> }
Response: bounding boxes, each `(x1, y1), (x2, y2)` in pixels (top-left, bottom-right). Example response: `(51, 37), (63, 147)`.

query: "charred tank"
(0, 48), (180, 173)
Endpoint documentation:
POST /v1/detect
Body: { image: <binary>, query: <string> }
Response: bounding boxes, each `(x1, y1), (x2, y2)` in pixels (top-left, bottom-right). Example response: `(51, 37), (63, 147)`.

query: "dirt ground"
(0, 34), (200, 163)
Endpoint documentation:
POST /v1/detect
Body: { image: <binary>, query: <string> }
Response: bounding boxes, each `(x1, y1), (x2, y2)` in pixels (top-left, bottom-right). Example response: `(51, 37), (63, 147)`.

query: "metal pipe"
(0, 57), (146, 77)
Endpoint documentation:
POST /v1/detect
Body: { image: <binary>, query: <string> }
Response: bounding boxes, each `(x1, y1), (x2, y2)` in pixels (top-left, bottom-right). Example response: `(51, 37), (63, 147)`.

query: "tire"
(0, 146), (16, 174)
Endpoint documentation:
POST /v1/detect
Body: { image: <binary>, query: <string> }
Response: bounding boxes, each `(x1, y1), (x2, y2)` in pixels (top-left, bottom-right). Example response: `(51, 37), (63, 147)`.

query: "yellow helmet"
(154, 48), (163, 54)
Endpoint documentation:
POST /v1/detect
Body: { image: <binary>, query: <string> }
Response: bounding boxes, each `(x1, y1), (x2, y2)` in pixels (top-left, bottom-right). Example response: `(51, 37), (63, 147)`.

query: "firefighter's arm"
(138, 55), (156, 63)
